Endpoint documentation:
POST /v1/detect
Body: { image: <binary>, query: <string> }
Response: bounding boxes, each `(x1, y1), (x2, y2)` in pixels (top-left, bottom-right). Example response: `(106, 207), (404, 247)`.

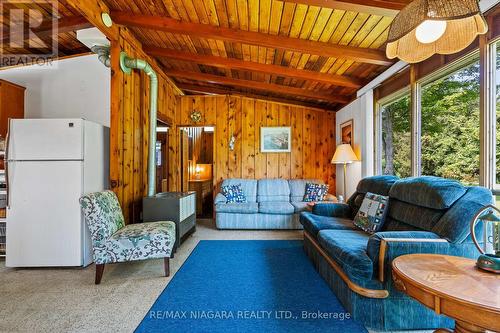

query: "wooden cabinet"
(189, 179), (213, 216)
(0, 79), (25, 138)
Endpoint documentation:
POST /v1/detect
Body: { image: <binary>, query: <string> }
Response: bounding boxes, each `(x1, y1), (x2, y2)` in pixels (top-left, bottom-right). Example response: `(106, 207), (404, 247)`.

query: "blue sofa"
(215, 178), (330, 229)
(300, 175), (492, 331)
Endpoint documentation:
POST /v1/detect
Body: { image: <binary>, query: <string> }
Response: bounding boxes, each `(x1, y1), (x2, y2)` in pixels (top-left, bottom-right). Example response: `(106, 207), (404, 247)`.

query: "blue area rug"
(136, 240), (367, 333)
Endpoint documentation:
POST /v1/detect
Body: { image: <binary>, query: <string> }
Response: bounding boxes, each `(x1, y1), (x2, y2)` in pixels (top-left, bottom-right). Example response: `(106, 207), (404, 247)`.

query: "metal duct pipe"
(119, 52), (158, 197)
(91, 45), (110, 67)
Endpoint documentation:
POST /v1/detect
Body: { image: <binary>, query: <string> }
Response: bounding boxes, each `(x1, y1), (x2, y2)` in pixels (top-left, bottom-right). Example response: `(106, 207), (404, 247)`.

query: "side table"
(392, 254), (500, 333)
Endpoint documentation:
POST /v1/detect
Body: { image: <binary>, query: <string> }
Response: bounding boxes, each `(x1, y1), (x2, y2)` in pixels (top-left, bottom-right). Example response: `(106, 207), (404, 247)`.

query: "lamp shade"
(386, 0), (488, 63)
(331, 144), (359, 164)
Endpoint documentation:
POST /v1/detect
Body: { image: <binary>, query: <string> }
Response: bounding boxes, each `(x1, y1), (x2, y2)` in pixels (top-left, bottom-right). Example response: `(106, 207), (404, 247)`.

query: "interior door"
(6, 160), (83, 267)
(180, 129), (189, 192)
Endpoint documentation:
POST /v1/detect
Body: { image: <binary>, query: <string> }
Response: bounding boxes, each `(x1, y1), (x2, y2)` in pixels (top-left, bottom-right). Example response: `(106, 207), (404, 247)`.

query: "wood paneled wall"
(173, 95), (336, 193)
(110, 28), (182, 224)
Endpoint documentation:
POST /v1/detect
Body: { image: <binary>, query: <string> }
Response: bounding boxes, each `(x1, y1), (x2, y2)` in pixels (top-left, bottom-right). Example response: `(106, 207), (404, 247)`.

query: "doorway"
(156, 121), (169, 193)
(180, 126), (214, 218)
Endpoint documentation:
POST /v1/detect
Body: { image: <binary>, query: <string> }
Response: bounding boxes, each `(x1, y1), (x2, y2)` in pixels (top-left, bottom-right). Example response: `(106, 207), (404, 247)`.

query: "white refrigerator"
(6, 119), (109, 267)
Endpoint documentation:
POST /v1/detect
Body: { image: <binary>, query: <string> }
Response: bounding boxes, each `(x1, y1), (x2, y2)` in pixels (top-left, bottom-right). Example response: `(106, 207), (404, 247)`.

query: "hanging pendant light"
(386, 0), (488, 63)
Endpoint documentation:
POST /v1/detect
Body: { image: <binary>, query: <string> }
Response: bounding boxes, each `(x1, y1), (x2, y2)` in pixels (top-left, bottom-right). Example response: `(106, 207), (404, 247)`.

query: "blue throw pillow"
(303, 183), (329, 202)
(221, 184), (247, 203)
(353, 192), (389, 234)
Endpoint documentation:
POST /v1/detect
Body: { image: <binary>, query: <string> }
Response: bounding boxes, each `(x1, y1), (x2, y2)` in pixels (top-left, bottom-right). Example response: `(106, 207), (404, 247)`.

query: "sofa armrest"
(312, 202), (352, 218)
(214, 193), (227, 205)
(367, 231), (449, 282)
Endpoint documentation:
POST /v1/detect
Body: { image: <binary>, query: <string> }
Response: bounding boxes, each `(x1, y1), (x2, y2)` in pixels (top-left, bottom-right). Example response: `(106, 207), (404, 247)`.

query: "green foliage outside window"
(381, 59), (489, 185)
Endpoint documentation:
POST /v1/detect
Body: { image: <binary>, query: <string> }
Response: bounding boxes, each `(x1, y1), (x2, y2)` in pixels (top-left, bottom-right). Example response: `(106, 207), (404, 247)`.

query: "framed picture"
(340, 119), (354, 146)
(260, 127), (291, 153)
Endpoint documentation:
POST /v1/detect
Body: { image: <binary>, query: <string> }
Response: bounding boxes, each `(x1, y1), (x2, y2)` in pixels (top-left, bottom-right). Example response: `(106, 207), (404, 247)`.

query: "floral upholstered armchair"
(80, 191), (176, 284)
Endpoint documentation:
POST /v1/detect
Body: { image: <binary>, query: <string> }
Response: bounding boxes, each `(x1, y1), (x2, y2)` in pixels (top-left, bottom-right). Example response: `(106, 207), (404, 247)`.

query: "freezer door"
(6, 161), (85, 267)
(8, 119), (83, 161)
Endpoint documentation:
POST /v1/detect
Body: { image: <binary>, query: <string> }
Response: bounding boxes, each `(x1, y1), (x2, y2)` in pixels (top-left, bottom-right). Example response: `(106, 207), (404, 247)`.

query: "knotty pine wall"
(174, 95), (336, 193)
(110, 28), (182, 224)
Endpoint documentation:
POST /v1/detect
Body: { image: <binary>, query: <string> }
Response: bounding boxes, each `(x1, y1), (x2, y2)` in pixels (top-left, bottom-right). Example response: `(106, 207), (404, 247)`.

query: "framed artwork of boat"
(260, 127), (291, 153)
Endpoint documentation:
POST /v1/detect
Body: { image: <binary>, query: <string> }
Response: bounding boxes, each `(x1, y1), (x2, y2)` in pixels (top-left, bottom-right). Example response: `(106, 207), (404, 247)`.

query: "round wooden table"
(392, 254), (500, 333)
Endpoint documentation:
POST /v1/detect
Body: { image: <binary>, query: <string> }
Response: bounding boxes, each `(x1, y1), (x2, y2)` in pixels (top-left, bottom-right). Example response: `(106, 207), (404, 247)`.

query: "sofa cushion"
(257, 179), (290, 202)
(366, 230), (442, 270)
(220, 179), (258, 202)
(304, 183), (329, 202)
(221, 184), (246, 203)
(389, 176), (466, 210)
(291, 201), (311, 213)
(258, 202), (294, 215)
(386, 199), (445, 231)
(353, 192), (389, 234)
(300, 212), (356, 237)
(289, 179), (323, 202)
(318, 229), (373, 281)
(347, 175), (398, 215)
(357, 175), (399, 195)
(432, 186), (493, 243)
(215, 202), (259, 214)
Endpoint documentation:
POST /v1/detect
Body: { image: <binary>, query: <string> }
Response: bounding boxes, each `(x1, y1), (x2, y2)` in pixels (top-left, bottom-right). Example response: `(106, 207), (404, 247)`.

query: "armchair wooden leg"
(95, 264), (105, 284)
(164, 257), (170, 277)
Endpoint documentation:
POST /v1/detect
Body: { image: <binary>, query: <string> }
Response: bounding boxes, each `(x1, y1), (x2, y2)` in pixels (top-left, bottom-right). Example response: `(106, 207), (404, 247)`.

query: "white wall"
(0, 55), (110, 127)
(335, 91), (374, 199)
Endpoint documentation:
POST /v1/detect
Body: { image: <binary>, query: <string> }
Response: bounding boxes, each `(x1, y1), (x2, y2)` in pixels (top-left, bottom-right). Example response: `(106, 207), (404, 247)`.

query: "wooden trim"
(281, 0), (405, 17)
(166, 70), (351, 104)
(177, 84), (333, 111)
(409, 64), (421, 177)
(479, 33), (495, 188)
(378, 238), (449, 282)
(146, 46), (363, 89)
(111, 11), (392, 66)
(0, 79), (26, 90)
(304, 231), (389, 299)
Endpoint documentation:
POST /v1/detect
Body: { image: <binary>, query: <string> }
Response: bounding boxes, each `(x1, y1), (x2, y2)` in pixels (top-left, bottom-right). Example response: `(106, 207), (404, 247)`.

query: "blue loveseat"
(300, 175), (492, 331)
(215, 178), (330, 229)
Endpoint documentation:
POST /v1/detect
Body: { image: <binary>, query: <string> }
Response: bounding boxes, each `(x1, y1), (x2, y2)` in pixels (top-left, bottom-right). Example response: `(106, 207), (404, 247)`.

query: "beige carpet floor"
(0, 219), (303, 332)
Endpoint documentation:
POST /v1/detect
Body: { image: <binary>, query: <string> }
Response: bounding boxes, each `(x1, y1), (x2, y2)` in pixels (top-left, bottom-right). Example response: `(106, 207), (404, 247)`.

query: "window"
(495, 41), (500, 186)
(379, 94), (411, 178)
(420, 58), (481, 185)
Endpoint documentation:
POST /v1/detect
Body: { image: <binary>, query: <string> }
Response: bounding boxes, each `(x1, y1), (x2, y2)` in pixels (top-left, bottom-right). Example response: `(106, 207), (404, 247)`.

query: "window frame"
(374, 87), (410, 176)
(490, 38), (500, 192)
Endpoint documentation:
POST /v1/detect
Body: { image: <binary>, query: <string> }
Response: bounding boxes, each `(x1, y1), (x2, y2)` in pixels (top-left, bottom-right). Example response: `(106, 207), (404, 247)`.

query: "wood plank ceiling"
(0, 0), (91, 60)
(1, 0), (413, 110)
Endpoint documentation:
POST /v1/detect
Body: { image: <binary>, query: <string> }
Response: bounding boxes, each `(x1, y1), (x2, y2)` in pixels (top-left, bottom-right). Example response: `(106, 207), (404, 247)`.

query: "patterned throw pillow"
(353, 192), (389, 234)
(303, 183), (329, 202)
(221, 184), (247, 203)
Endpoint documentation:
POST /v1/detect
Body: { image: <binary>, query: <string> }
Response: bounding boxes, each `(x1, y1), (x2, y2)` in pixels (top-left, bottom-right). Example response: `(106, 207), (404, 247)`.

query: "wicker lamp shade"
(386, 0), (488, 63)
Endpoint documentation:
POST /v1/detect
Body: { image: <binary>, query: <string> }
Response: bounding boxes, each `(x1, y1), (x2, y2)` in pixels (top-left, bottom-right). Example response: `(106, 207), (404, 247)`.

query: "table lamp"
(471, 205), (500, 273)
(331, 144), (359, 202)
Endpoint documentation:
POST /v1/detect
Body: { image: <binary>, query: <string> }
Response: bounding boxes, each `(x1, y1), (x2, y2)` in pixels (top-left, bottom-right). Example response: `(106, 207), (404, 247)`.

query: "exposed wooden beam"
(177, 83), (335, 110)
(111, 11), (392, 66)
(146, 46), (363, 89)
(281, 0), (408, 17)
(1, 16), (93, 44)
(65, 0), (119, 40)
(165, 69), (350, 104)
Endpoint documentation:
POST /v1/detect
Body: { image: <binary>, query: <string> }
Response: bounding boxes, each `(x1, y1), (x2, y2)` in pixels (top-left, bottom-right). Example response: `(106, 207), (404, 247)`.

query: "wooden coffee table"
(392, 254), (500, 333)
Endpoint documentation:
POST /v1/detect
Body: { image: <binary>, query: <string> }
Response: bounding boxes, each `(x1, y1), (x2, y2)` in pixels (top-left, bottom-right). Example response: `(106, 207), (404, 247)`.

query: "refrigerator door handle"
(5, 118), (11, 209)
